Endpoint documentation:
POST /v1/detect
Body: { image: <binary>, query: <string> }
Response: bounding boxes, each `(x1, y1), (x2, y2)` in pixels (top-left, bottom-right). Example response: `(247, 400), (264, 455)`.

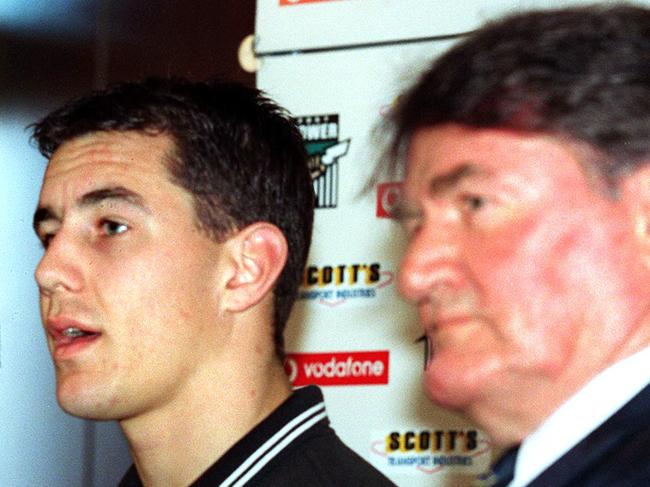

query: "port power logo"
(296, 114), (350, 209)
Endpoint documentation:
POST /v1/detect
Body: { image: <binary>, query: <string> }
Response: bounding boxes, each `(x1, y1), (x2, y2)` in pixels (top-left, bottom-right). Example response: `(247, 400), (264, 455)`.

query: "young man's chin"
(56, 382), (120, 421)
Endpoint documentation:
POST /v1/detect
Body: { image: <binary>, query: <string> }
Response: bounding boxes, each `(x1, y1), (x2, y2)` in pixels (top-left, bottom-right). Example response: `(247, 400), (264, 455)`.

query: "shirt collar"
(510, 346), (650, 487)
(119, 386), (328, 487)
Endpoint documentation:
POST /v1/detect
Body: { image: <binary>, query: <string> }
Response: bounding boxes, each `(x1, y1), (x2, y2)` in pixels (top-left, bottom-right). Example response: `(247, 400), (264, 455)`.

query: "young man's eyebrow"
(78, 186), (149, 211)
(33, 186), (150, 235)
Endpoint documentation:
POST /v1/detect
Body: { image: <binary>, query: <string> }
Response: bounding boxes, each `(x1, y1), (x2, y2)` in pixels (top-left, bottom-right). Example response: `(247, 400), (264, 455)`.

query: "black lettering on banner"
(388, 432), (401, 451)
(350, 264), (360, 282)
(448, 430), (458, 450)
(434, 430), (444, 450)
(321, 266), (333, 285)
(336, 264), (345, 284)
(466, 430), (478, 451)
(305, 266), (318, 285)
(302, 263), (383, 288)
(404, 431), (416, 451)
(384, 430), (480, 453)
(419, 431), (431, 451)
(368, 263), (381, 283)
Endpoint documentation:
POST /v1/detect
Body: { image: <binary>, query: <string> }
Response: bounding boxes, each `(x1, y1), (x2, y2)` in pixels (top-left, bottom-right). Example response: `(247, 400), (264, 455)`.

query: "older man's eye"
(101, 219), (129, 236)
(461, 194), (486, 211)
(401, 217), (422, 239)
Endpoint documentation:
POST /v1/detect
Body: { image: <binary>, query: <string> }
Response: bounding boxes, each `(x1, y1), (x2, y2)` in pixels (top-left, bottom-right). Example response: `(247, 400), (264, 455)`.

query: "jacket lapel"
(527, 384), (650, 487)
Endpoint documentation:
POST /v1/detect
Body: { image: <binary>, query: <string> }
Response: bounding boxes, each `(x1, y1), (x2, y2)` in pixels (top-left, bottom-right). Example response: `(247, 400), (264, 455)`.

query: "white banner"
(255, 0), (609, 53)
(258, 37), (493, 485)
(255, 0), (650, 484)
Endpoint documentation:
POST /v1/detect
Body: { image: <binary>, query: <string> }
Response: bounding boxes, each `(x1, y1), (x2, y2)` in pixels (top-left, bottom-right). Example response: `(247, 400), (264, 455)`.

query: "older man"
(379, 5), (650, 487)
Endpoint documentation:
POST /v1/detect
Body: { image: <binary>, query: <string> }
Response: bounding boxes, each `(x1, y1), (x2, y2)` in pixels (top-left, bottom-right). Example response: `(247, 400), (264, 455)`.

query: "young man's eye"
(101, 220), (129, 236)
(40, 233), (55, 249)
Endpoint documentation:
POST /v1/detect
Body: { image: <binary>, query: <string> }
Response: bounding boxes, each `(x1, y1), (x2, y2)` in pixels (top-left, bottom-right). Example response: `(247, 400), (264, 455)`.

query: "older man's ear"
(621, 166), (650, 269)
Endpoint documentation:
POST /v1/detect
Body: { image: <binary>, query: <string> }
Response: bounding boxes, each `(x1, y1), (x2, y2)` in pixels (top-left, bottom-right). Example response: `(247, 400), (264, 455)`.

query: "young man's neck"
(120, 356), (292, 487)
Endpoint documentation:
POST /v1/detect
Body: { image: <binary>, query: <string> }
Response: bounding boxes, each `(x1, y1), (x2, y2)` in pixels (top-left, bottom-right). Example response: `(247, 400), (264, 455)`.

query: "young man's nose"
(35, 230), (84, 296)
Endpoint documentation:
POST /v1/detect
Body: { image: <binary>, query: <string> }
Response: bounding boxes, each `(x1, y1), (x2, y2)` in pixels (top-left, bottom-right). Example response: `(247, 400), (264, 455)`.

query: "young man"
(378, 5), (650, 487)
(32, 78), (393, 486)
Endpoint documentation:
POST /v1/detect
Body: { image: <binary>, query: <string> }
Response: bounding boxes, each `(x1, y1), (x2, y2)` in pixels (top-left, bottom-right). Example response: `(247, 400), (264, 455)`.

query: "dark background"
(0, 0), (256, 110)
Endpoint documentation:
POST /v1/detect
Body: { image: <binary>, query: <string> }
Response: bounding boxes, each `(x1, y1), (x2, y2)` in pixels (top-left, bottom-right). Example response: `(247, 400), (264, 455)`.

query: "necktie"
(489, 445), (520, 487)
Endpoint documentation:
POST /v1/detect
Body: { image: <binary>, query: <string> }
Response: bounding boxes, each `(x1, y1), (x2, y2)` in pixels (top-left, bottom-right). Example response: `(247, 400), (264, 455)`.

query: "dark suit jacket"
(527, 383), (650, 486)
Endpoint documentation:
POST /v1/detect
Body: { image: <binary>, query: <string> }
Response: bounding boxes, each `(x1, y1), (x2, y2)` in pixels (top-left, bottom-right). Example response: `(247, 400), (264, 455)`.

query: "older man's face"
(398, 124), (649, 435)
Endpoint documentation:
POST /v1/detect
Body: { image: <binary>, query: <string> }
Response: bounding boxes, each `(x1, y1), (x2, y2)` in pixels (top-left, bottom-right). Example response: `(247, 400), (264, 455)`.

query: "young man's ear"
(221, 222), (288, 312)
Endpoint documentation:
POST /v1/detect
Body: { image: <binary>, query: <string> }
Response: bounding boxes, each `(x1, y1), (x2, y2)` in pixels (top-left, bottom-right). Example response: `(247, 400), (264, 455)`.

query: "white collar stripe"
(219, 401), (326, 487)
(230, 410), (328, 487)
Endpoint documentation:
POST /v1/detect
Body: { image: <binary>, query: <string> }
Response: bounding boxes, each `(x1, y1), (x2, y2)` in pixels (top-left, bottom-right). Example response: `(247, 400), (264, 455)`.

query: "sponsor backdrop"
(254, 0), (641, 485)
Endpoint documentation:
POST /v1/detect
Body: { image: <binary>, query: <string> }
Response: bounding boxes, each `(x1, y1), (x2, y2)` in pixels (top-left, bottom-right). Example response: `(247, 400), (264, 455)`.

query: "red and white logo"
(285, 350), (389, 386)
(280, 0), (343, 5)
(376, 182), (402, 218)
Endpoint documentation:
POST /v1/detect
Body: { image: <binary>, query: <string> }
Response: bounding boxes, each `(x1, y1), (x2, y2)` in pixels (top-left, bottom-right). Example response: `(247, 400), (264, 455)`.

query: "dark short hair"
(380, 4), (650, 189)
(31, 77), (314, 358)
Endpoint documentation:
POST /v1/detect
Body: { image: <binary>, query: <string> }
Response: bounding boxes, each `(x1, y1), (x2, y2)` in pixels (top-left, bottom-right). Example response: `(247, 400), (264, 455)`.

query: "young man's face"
(398, 124), (648, 433)
(34, 131), (228, 421)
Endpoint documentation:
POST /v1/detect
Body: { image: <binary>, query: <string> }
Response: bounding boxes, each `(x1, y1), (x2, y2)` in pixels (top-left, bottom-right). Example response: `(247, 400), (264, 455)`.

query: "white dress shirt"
(509, 346), (650, 487)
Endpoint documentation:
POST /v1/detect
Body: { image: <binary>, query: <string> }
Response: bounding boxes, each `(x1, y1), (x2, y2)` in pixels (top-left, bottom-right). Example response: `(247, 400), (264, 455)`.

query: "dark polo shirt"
(119, 385), (395, 486)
